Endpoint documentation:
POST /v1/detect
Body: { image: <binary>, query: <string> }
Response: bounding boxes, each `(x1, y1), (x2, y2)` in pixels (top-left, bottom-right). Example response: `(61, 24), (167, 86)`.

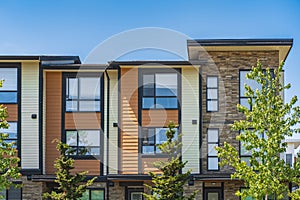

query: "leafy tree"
(144, 121), (197, 200)
(216, 61), (300, 199)
(0, 80), (21, 198)
(43, 140), (96, 200)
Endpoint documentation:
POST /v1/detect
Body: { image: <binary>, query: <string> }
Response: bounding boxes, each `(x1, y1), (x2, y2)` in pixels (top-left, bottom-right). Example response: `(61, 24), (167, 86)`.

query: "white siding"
(103, 73), (108, 175)
(108, 70), (118, 174)
(21, 62), (39, 169)
(181, 67), (200, 173)
(42, 71), (46, 173)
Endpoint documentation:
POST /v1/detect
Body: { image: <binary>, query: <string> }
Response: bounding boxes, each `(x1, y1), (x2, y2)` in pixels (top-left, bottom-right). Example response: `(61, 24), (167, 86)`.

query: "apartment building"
(0, 39), (293, 200)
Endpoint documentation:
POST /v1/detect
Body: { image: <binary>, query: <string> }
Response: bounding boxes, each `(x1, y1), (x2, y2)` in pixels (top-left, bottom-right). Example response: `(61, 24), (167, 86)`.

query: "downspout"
(105, 70), (110, 200)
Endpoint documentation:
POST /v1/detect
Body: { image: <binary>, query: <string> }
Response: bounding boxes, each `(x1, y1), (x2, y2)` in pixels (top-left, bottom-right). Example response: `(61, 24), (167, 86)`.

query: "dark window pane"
(143, 98), (154, 108)
(156, 74), (177, 96)
(156, 98), (177, 108)
(79, 190), (89, 200)
(0, 68), (17, 91)
(143, 86), (154, 96)
(0, 92), (17, 103)
(286, 154), (293, 167)
(7, 187), (21, 199)
(91, 190), (105, 200)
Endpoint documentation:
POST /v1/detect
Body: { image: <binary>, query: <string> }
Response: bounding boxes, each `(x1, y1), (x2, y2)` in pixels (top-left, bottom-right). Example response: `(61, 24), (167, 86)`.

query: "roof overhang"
(187, 39), (293, 63)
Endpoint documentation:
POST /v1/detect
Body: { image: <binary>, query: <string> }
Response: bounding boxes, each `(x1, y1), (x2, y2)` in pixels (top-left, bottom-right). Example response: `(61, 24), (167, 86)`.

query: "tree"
(216, 61), (300, 200)
(0, 79), (21, 198)
(144, 121), (198, 200)
(43, 140), (96, 200)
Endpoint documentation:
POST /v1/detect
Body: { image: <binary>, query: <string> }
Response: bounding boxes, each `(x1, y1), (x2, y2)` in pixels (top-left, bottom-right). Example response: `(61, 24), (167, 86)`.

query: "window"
(80, 188), (105, 200)
(0, 186), (22, 200)
(286, 154), (293, 167)
(0, 122), (18, 149)
(206, 76), (218, 112)
(142, 73), (178, 109)
(207, 129), (219, 170)
(142, 127), (178, 154)
(65, 75), (101, 112)
(0, 68), (18, 103)
(65, 130), (100, 158)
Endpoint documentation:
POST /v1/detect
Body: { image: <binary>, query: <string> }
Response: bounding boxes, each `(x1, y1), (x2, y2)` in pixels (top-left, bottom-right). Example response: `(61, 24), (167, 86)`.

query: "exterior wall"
(5, 104), (18, 121)
(182, 67), (200, 174)
(21, 62), (40, 169)
(142, 110), (178, 127)
(120, 67), (139, 174)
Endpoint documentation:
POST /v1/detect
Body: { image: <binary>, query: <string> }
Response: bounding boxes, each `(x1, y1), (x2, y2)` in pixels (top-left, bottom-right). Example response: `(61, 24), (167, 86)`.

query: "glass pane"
(78, 130), (100, 146)
(0, 68), (17, 91)
(207, 100), (218, 111)
(156, 74), (177, 96)
(67, 78), (78, 99)
(143, 98), (154, 108)
(89, 147), (100, 156)
(7, 187), (21, 199)
(3, 139), (17, 148)
(286, 154), (293, 167)
(240, 143), (252, 156)
(240, 71), (261, 96)
(79, 100), (100, 111)
(0, 92), (17, 103)
(143, 87), (154, 97)
(79, 77), (100, 99)
(240, 98), (251, 110)
(207, 129), (218, 142)
(208, 157), (218, 170)
(66, 131), (77, 146)
(241, 157), (251, 166)
(208, 144), (218, 156)
(207, 192), (219, 200)
(142, 146), (154, 154)
(143, 74), (154, 96)
(66, 100), (78, 111)
(156, 128), (168, 144)
(207, 76), (218, 88)
(79, 190), (89, 200)
(91, 190), (104, 200)
(207, 88), (218, 99)
(131, 192), (143, 200)
(156, 97), (177, 108)
(0, 122), (17, 139)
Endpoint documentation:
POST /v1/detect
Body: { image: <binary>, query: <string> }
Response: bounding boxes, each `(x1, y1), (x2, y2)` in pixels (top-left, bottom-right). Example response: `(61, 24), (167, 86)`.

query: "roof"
(0, 55), (81, 64)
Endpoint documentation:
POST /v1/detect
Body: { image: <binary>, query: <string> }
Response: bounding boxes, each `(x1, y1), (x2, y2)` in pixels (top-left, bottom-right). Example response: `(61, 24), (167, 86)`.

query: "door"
(204, 188), (222, 200)
(127, 188), (144, 200)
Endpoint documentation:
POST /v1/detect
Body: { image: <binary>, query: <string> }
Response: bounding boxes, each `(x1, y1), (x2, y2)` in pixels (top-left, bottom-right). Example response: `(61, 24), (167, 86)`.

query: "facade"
(0, 39), (293, 200)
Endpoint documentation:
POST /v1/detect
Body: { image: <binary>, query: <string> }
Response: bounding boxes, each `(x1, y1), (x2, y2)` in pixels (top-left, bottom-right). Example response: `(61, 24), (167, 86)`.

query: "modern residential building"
(0, 38), (293, 200)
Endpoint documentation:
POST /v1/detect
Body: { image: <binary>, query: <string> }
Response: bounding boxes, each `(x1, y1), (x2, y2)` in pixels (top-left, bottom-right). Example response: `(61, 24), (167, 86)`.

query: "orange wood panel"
(141, 157), (167, 174)
(142, 110), (178, 127)
(73, 160), (100, 175)
(3, 104), (18, 121)
(65, 112), (101, 129)
(120, 68), (139, 174)
(45, 72), (62, 174)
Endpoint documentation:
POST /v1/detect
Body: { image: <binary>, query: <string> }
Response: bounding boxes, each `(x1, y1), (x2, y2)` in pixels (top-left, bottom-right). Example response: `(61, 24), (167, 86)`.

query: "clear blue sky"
(0, 0), (299, 106)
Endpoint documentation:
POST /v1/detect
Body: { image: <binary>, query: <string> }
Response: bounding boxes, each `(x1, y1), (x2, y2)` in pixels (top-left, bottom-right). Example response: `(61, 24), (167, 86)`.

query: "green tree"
(43, 140), (96, 200)
(144, 122), (197, 200)
(216, 61), (300, 199)
(0, 80), (21, 198)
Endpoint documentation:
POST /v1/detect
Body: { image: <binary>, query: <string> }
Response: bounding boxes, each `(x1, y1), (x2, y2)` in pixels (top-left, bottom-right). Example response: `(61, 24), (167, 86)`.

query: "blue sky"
(0, 0), (299, 109)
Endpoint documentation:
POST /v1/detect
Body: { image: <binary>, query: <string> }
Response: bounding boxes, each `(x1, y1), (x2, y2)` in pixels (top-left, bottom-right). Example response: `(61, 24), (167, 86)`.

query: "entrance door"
(127, 188), (144, 200)
(204, 188), (222, 200)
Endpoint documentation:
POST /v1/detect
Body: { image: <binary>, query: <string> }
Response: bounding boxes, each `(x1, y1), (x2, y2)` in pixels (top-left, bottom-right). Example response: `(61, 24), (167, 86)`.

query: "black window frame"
(0, 67), (19, 104)
(81, 188), (105, 200)
(140, 69), (180, 110)
(63, 72), (103, 113)
(206, 76), (219, 112)
(207, 128), (219, 171)
(64, 129), (101, 160)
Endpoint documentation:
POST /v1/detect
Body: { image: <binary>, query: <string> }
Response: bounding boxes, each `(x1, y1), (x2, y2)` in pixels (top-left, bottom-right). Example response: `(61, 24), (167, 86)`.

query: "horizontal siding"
(65, 112), (101, 129)
(21, 62), (39, 169)
(45, 72), (62, 174)
(142, 110), (178, 127)
(181, 67), (200, 173)
(141, 157), (166, 174)
(73, 160), (100, 175)
(4, 104), (18, 121)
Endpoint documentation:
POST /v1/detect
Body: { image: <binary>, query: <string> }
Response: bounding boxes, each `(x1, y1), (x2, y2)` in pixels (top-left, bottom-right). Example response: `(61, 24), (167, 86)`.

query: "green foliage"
(0, 80), (21, 198)
(144, 121), (198, 200)
(216, 61), (300, 199)
(43, 140), (96, 200)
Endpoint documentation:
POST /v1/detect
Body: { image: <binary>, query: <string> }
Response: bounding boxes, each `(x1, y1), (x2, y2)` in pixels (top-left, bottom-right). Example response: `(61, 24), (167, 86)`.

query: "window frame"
(64, 129), (101, 160)
(140, 69), (180, 110)
(80, 188), (105, 200)
(206, 76), (219, 112)
(63, 72), (103, 113)
(207, 128), (219, 171)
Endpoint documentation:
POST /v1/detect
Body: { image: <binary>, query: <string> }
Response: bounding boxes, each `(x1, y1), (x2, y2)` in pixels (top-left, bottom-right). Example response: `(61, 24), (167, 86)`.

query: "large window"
(0, 68), (18, 103)
(80, 188), (105, 200)
(65, 75), (101, 112)
(65, 130), (100, 158)
(207, 129), (219, 171)
(142, 73), (178, 109)
(0, 122), (18, 149)
(142, 127), (178, 154)
(0, 186), (22, 200)
(206, 76), (218, 112)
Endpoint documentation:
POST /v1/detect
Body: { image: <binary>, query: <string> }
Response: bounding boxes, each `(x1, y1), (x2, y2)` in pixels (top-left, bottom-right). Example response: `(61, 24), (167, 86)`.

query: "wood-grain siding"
(141, 157), (167, 174)
(120, 68), (139, 174)
(4, 104), (18, 121)
(73, 160), (100, 175)
(65, 112), (101, 129)
(142, 110), (178, 127)
(45, 72), (62, 174)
